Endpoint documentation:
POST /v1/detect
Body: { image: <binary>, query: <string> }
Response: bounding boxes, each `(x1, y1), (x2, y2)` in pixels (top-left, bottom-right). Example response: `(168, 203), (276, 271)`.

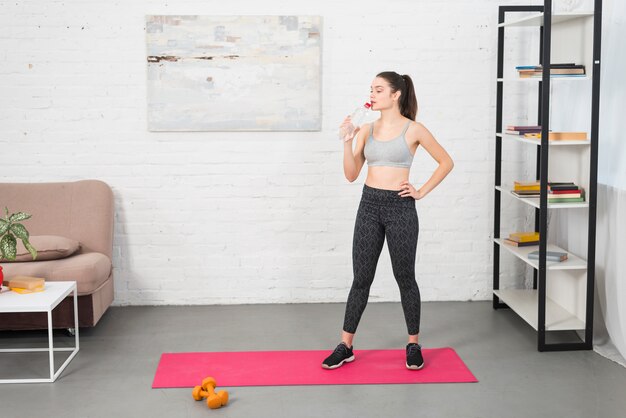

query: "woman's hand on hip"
(399, 181), (424, 200)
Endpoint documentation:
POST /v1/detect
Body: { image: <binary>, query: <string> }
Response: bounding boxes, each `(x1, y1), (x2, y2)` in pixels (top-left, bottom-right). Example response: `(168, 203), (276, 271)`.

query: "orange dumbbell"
(192, 385), (209, 401)
(190, 377), (229, 409)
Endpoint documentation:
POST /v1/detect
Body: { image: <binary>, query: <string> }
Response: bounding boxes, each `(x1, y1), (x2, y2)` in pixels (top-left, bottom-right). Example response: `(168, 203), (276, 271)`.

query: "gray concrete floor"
(1, 301), (626, 418)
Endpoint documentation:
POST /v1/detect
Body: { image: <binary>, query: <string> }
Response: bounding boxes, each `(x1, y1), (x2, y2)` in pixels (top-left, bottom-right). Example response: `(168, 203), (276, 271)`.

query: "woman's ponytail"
(400, 75), (417, 120)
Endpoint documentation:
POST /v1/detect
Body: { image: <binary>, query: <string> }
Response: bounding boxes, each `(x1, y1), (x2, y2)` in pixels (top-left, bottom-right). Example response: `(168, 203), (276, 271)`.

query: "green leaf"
(10, 223), (29, 240)
(0, 233), (17, 261)
(23, 239), (37, 261)
(9, 212), (31, 222)
(0, 219), (9, 235)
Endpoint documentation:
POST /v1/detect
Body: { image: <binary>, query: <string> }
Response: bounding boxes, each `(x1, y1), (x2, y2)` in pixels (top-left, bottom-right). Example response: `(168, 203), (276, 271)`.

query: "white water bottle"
(338, 102), (372, 141)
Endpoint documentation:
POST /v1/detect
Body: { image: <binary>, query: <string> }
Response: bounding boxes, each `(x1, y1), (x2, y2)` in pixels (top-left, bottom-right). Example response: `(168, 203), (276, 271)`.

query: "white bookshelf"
(493, 2), (600, 351)
(493, 289), (585, 331)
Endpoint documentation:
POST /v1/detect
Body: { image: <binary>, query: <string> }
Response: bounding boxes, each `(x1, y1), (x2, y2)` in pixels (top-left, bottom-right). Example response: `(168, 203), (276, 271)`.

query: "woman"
(322, 71), (454, 370)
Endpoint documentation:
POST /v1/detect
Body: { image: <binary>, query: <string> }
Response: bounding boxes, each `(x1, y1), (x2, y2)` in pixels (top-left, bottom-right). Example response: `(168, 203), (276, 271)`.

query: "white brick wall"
(0, 0), (536, 305)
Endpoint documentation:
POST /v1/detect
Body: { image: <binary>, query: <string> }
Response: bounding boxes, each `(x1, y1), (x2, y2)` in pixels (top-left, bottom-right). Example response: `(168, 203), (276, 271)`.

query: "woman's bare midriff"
(365, 166), (410, 191)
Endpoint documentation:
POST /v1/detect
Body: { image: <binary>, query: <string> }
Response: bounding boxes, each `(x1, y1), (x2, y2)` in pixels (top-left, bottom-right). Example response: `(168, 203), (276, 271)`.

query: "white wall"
(7, 1), (614, 310)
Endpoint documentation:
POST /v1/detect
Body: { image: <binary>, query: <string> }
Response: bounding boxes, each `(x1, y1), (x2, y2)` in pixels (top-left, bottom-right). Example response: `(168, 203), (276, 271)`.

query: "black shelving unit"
(493, 0), (602, 352)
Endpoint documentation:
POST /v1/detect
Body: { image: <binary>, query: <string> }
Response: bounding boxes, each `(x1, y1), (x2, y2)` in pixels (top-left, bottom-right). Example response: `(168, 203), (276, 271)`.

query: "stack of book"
(516, 63), (586, 78)
(503, 231), (540, 247)
(3, 275), (45, 294)
(505, 125), (542, 136)
(528, 250), (568, 262)
(548, 182), (585, 203)
(512, 181), (540, 198)
(510, 181), (585, 203)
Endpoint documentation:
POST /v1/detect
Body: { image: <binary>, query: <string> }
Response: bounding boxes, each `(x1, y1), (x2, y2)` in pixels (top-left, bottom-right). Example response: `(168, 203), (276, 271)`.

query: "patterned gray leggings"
(343, 184), (421, 335)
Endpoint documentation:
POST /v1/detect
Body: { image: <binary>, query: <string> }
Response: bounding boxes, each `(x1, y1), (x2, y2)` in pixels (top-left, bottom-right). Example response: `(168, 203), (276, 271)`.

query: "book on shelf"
(505, 129), (542, 135)
(503, 238), (539, 247)
(548, 182), (584, 192)
(507, 125), (541, 130)
(512, 180), (539, 197)
(519, 73), (586, 78)
(549, 68), (586, 75)
(509, 231), (540, 243)
(516, 64), (586, 78)
(547, 182), (577, 189)
(549, 63), (584, 68)
(515, 63), (584, 69)
(547, 197), (585, 203)
(513, 180), (540, 190)
(510, 181), (585, 200)
(547, 183), (585, 203)
(511, 190), (540, 198)
(523, 132), (588, 141)
(549, 74), (585, 78)
(519, 68), (585, 76)
(514, 180), (540, 187)
(528, 250), (568, 262)
(548, 192), (582, 199)
(505, 125), (542, 136)
(550, 189), (582, 194)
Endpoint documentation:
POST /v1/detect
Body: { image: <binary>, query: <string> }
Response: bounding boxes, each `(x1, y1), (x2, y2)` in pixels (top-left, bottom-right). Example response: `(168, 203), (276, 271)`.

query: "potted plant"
(0, 207), (37, 290)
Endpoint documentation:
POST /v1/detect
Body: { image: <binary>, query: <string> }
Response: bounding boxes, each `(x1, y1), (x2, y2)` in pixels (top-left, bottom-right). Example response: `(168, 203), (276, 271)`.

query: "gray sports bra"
(364, 121), (415, 169)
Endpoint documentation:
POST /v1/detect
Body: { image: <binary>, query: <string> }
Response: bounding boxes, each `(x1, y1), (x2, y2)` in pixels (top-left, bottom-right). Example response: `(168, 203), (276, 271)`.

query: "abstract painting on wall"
(145, 15), (322, 131)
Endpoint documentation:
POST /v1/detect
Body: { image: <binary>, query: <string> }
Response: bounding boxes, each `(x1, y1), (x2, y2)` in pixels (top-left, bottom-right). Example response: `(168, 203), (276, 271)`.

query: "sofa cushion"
(0, 252), (111, 295)
(1, 235), (81, 262)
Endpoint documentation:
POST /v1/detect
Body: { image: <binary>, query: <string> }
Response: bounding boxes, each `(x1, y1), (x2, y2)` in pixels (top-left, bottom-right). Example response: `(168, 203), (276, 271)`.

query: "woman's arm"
(400, 122), (453, 199)
(343, 122), (369, 182)
(415, 122), (454, 196)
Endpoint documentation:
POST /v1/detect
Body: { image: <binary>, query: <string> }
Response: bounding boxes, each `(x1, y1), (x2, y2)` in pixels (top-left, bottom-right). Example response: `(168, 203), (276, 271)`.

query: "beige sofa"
(0, 180), (114, 329)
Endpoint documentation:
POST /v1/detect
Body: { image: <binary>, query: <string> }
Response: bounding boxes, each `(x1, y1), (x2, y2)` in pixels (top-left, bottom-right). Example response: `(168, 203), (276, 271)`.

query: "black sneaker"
(406, 343), (424, 370)
(321, 342), (355, 369)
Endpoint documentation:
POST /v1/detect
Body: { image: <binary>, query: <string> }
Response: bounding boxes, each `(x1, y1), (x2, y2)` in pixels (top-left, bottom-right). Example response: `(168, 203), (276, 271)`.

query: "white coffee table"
(0, 281), (79, 383)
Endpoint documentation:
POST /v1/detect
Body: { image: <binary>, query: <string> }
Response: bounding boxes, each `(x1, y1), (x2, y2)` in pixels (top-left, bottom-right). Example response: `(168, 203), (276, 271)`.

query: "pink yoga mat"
(152, 347), (477, 388)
